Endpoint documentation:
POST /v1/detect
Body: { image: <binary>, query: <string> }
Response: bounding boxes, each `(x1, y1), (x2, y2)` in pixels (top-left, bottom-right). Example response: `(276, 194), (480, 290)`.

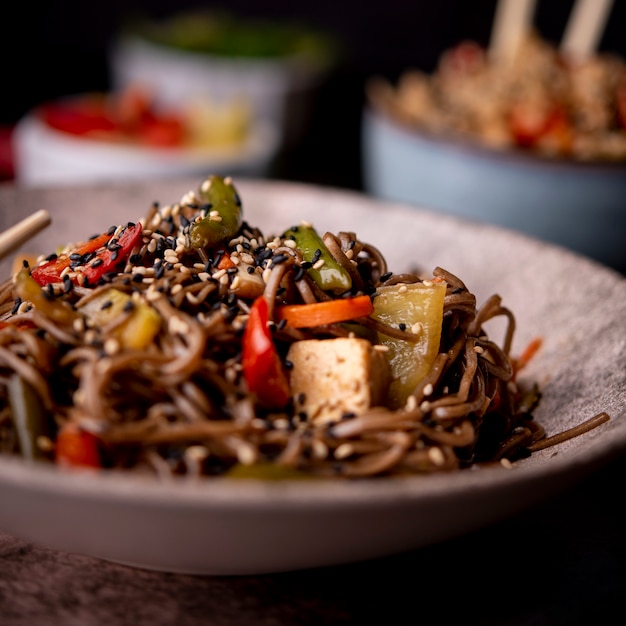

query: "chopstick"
(489, 0), (537, 64)
(560, 0), (614, 61)
(0, 210), (51, 262)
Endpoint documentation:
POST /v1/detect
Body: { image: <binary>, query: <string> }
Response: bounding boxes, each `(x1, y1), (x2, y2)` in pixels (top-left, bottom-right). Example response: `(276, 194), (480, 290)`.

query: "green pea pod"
(7, 374), (53, 461)
(188, 175), (243, 249)
(283, 224), (352, 293)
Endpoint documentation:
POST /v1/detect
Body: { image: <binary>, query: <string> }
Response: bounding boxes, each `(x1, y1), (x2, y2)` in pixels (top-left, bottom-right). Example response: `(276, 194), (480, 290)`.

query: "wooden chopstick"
(560, 0), (614, 61)
(489, 0), (537, 64)
(0, 210), (51, 262)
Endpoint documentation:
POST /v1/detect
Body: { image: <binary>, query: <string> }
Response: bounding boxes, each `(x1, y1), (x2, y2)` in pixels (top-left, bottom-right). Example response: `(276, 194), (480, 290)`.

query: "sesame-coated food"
(0, 175), (609, 479)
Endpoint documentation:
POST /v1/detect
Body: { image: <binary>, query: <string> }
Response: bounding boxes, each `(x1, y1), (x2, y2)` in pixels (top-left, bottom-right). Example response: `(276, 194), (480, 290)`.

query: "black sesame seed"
(284, 359), (293, 369)
(380, 271), (393, 282)
(271, 254), (289, 265)
(91, 258), (104, 268)
(312, 249), (322, 262)
(399, 323), (407, 331)
(11, 298), (22, 314)
(100, 300), (113, 310)
(129, 253), (142, 264)
(123, 300), (135, 312)
(106, 225), (117, 236)
(246, 266), (255, 274)
(300, 261), (312, 270)
(132, 273), (144, 283)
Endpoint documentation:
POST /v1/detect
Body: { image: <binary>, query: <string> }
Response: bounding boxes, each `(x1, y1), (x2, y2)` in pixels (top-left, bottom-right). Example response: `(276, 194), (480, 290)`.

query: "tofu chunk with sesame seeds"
(287, 337), (391, 424)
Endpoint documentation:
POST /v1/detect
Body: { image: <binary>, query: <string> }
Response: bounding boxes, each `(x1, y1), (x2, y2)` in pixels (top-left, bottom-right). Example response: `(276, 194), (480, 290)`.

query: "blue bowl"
(362, 106), (626, 274)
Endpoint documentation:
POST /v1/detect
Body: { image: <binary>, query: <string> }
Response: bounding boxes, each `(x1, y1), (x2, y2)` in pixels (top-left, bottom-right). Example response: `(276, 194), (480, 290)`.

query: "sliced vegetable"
(226, 462), (314, 480)
(55, 422), (101, 468)
(371, 281), (446, 409)
(78, 289), (161, 350)
(283, 223), (352, 293)
(241, 296), (290, 408)
(14, 269), (77, 324)
(188, 175), (243, 250)
(30, 222), (143, 287)
(276, 295), (373, 328)
(7, 374), (53, 461)
(81, 222), (143, 287)
(30, 231), (112, 286)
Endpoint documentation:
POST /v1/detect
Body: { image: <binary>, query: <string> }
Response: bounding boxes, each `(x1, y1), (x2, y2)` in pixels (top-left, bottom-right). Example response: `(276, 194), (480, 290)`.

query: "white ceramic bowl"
(0, 178), (625, 575)
(362, 106), (626, 274)
(12, 107), (279, 187)
(109, 35), (330, 151)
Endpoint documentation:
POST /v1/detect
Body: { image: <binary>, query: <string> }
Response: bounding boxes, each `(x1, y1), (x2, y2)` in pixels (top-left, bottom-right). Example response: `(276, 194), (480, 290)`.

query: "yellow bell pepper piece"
(79, 289), (161, 350)
(372, 281), (446, 409)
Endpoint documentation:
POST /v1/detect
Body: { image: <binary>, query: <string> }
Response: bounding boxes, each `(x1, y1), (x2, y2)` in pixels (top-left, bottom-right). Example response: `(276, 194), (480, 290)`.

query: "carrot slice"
(276, 295), (374, 329)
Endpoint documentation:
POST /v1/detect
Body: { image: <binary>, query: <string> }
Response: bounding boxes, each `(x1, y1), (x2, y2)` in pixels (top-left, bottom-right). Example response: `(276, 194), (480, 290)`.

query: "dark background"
(3, 0), (626, 189)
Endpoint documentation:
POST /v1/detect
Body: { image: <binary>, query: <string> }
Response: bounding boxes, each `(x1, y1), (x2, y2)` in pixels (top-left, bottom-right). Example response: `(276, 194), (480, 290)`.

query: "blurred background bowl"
(108, 9), (338, 153)
(362, 102), (626, 277)
(13, 93), (279, 187)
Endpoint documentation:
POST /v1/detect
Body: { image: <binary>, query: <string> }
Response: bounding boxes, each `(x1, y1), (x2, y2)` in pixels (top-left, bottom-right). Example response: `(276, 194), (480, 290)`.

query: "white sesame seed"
(262, 268), (272, 283)
(474, 345), (485, 354)
(398, 284), (408, 293)
(212, 269), (226, 280)
(405, 395), (417, 411)
(423, 383), (434, 396)
(185, 445), (209, 462)
(500, 458), (513, 469)
(219, 274), (230, 285)
(312, 440), (329, 459)
(334, 443), (354, 460)
(171, 284), (183, 295)
(236, 444), (256, 466)
(312, 259), (325, 270)
(423, 280), (433, 287)
(428, 447), (446, 466)
(411, 321), (423, 335)
(373, 344), (389, 352)
(231, 275), (241, 290)
(419, 400), (431, 413)
(104, 337), (121, 355)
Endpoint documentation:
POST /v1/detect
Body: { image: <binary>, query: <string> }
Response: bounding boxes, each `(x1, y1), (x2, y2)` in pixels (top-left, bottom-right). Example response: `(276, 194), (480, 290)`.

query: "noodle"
(0, 175), (610, 478)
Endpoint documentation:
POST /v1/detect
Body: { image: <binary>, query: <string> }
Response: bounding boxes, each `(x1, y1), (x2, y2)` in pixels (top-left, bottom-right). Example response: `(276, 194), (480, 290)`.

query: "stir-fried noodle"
(0, 176), (609, 478)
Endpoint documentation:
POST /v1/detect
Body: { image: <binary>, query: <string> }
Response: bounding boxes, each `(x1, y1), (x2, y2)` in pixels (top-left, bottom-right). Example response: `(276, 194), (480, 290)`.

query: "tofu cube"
(287, 337), (391, 423)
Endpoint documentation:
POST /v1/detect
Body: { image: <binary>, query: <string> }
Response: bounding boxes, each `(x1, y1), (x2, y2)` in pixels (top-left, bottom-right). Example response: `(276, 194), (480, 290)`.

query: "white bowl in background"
(12, 106), (279, 187)
(362, 106), (626, 275)
(109, 35), (330, 151)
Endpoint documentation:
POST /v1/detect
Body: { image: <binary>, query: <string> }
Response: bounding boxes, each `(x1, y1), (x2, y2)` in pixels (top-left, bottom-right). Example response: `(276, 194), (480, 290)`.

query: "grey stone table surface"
(2, 453), (626, 626)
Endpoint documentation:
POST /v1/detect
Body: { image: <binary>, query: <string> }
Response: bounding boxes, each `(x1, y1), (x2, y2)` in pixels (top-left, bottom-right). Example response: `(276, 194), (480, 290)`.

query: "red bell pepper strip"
(275, 295), (374, 329)
(31, 222), (143, 287)
(242, 296), (290, 408)
(30, 231), (112, 286)
(55, 422), (101, 468)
